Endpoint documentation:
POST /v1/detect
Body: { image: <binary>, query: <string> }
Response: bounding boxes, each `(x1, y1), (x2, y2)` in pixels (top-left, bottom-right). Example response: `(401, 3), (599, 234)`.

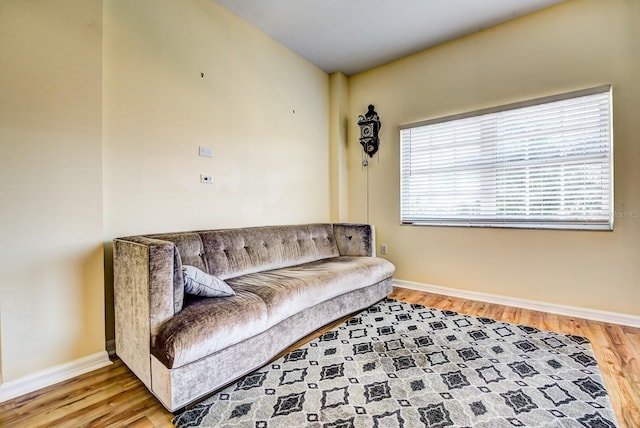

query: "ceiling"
(214, 0), (565, 76)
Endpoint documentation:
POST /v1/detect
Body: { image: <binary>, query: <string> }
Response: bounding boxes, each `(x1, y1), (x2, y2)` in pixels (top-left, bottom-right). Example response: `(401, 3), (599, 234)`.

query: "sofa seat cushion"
(226, 256), (395, 327)
(152, 291), (267, 369)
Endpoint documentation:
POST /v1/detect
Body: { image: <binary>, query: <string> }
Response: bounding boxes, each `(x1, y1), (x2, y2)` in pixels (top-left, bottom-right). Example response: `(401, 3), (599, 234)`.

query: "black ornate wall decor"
(358, 105), (381, 158)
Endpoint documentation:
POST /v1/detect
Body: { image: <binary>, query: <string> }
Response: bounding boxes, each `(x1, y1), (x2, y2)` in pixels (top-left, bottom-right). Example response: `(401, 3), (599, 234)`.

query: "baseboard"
(394, 279), (640, 328)
(0, 351), (112, 403)
(106, 339), (116, 357)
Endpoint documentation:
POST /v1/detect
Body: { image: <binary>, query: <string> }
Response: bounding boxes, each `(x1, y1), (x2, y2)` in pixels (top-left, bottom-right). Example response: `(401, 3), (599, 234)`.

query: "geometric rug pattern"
(173, 298), (618, 427)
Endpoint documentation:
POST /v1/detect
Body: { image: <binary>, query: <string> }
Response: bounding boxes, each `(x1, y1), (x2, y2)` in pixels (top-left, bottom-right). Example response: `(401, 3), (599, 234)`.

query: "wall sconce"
(357, 105), (381, 166)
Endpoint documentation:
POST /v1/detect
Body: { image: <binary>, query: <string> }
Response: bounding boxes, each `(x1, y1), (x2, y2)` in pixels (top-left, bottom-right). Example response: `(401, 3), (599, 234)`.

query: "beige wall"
(102, 0), (330, 341)
(348, 0), (640, 316)
(0, 0), (105, 382)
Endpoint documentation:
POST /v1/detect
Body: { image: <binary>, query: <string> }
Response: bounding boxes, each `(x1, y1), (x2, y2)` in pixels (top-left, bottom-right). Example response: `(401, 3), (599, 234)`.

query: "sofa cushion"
(152, 291), (267, 369)
(182, 265), (235, 297)
(152, 256), (394, 369)
(198, 224), (340, 280)
(226, 256), (395, 327)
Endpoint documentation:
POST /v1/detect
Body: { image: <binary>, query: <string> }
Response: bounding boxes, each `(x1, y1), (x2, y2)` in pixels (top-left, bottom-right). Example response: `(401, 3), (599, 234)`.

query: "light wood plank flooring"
(1, 287), (638, 427)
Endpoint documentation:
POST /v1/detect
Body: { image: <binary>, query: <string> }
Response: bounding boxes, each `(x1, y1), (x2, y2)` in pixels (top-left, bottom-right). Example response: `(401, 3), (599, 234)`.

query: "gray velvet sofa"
(113, 223), (395, 411)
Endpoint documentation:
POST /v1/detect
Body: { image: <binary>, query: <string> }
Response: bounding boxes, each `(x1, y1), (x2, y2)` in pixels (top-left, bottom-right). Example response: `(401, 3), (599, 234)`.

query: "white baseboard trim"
(394, 279), (640, 328)
(0, 351), (112, 404)
(106, 339), (116, 357)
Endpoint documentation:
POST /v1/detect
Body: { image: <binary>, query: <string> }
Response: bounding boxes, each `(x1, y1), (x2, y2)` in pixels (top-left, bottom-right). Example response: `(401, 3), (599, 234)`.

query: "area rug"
(173, 298), (618, 428)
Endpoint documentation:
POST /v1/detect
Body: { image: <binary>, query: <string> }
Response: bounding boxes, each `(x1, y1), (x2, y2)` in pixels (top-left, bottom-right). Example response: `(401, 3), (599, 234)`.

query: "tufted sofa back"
(148, 224), (340, 280)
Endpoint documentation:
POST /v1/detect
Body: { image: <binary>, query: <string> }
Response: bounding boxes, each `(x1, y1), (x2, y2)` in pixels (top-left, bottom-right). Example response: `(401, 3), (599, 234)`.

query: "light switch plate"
(199, 146), (213, 158)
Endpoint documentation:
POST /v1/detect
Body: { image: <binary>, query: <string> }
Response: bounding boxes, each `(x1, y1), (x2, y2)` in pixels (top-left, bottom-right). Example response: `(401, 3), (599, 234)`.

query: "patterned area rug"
(173, 298), (618, 427)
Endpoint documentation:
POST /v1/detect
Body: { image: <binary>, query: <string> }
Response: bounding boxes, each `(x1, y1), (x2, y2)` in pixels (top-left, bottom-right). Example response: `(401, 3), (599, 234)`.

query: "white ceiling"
(214, 0), (565, 76)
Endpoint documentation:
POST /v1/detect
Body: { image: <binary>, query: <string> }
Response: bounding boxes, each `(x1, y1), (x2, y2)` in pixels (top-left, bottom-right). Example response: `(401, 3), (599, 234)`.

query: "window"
(400, 85), (613, 230)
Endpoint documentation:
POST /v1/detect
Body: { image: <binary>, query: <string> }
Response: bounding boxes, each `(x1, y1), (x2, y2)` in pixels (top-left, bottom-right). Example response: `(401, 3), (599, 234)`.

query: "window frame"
(399, 85), (614, 231)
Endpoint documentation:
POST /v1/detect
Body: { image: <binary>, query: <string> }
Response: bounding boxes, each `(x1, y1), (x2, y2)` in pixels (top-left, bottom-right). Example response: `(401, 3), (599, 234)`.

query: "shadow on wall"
(103, 242), (115, 346)
(80, 245), (106, 357)
(0, 305), (3, 384)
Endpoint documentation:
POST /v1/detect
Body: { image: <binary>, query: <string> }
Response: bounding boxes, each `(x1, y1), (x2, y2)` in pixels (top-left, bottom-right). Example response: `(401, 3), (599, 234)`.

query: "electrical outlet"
(200, 174), (213, 183)
(380, 244), (388, 255)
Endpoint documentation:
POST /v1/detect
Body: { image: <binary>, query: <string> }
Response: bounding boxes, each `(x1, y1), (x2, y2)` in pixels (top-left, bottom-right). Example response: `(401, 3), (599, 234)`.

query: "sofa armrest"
(333, 223), (376, 257)
(114, 236), (183, 334)
(113, 236), (183, 387)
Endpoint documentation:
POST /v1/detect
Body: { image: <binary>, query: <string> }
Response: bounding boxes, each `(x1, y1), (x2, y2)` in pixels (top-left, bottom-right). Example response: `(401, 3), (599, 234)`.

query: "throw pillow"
(182, 265), (236, 297)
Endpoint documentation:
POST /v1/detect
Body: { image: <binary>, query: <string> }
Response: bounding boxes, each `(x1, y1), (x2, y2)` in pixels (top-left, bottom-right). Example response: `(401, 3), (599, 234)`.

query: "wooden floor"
(1, 287), (638, 428)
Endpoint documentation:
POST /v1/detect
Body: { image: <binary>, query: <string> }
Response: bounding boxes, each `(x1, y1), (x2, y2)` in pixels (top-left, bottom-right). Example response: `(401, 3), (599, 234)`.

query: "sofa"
(113, 223), (395, 411)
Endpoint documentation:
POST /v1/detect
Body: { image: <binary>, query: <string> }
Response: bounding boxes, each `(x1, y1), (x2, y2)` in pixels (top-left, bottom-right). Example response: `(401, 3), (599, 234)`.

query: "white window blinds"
(400, 85), (613, 230)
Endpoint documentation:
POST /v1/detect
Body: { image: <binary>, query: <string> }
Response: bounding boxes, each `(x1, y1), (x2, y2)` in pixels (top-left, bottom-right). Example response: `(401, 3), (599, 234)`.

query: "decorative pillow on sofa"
(182, 265), (236, 297)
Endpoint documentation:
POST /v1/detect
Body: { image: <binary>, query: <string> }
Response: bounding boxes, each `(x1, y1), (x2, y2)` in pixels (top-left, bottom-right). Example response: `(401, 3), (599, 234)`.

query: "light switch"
(199, 146), (213, 158)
